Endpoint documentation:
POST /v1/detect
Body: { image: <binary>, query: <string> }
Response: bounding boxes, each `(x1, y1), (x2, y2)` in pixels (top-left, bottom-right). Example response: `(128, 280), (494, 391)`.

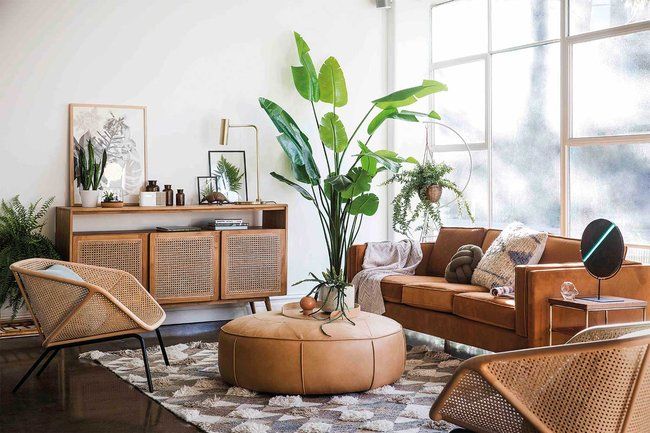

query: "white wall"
(0, 0), (391, 319)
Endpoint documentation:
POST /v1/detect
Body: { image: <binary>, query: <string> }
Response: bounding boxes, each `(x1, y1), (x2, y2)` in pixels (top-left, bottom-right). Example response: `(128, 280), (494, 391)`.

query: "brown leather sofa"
(348, 227), (650, 352)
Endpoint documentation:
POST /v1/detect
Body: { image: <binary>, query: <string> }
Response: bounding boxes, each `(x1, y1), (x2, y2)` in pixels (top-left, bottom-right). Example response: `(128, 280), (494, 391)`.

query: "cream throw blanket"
(353, 239), (423, 315)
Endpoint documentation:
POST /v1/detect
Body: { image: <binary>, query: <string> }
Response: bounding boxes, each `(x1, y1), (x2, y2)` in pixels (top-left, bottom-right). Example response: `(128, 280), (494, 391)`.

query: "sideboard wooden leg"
(249, 301), (257, 314)
(264, 297), (272, 311)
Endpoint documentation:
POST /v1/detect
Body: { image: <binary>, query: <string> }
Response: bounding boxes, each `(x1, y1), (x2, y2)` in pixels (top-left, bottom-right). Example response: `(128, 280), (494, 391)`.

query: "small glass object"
(560, 281), (579, 301)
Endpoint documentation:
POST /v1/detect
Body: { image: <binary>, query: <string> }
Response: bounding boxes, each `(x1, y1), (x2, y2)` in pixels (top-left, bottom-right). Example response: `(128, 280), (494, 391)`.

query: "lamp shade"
(219, 118), (230, 145)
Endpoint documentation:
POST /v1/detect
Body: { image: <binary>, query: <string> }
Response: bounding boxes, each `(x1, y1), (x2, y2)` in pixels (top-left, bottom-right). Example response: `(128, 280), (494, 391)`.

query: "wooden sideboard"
(55, 204), (287, 311)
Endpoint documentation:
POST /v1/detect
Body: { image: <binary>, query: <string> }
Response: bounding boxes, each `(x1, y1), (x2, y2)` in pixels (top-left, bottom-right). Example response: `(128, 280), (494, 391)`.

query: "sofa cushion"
(380, 275), (445, 303)
(539, 235), (581, 263)
(472, 222), (548, 289)
(402, 281), (487, 313)
(428, 227), (487, 276)
(453, 292), (516, 330)
(482, 229), (501, 251)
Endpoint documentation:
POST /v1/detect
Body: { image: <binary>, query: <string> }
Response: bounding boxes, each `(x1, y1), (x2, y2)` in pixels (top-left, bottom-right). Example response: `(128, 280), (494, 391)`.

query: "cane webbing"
(152, 234), (216, 301)
(223, 232), (282, 298)
(76, 238), (144, 283)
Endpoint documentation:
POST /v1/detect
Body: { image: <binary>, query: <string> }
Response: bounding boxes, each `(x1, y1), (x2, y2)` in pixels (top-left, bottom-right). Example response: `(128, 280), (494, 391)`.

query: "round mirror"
(581, 218), (625, 280)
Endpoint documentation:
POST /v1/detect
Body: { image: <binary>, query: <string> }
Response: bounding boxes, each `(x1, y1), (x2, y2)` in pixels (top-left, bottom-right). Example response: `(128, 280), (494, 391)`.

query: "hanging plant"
(386, 161), (474, 237)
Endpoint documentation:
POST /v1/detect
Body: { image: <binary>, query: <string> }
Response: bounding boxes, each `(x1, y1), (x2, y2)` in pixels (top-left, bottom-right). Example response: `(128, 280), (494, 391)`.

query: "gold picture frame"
(68, 103), (147, 206)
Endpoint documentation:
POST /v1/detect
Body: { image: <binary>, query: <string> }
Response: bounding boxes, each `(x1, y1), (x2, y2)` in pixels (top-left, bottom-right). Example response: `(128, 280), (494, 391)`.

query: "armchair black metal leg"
(155, 328), (170, 366)
(36, 348), (60, 377)
(13, 348), (51, 393)
(135, 335), (154, 393)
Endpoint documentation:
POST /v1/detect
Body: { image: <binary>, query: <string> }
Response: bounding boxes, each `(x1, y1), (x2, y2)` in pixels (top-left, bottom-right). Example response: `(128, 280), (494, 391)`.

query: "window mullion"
(486, 0), (493, 229)
(560, 0), (570, 237)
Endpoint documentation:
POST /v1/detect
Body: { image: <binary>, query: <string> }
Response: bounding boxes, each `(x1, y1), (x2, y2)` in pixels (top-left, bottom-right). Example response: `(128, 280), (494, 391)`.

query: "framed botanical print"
(69, 104), (147, 205)
(208, 150), (248, 202)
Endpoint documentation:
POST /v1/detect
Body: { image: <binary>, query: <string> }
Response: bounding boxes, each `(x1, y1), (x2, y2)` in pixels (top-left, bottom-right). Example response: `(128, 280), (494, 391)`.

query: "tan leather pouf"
(218, 311), (405, 395)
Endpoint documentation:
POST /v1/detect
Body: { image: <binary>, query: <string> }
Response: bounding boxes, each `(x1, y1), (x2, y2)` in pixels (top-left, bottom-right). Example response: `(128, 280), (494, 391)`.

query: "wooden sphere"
(300, 296), (317, 314)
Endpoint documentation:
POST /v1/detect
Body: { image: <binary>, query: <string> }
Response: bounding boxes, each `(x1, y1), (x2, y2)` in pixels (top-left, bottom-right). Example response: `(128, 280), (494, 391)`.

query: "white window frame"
(430, 0), (650, 251)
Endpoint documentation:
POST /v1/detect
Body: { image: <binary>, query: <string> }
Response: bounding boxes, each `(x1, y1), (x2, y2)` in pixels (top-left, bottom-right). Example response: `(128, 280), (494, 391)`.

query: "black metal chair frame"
(13, 329), (169, 393)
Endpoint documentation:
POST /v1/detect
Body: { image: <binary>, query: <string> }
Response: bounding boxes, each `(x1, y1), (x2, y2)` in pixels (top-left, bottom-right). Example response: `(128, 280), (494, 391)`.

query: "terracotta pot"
(318, 285), (355, 313)
(420, 184), (442, 203)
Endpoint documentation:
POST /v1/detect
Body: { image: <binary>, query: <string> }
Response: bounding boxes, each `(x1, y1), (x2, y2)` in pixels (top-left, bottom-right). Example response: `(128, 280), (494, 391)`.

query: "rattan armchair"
(430, 322), (650, 433)
(10, 258), (169, 393)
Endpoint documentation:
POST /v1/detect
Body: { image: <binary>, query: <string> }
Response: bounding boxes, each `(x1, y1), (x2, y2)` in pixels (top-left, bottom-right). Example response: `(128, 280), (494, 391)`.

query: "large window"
(429, 0), (650, 259)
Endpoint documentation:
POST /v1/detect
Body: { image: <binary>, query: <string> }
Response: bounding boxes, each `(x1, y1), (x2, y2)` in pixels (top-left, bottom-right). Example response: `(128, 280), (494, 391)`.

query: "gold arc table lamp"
(219, 118), (263, 204)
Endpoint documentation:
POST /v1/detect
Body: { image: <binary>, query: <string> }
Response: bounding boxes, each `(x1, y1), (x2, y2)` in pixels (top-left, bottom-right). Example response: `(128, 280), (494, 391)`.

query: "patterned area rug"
(80, 342), (459, 433)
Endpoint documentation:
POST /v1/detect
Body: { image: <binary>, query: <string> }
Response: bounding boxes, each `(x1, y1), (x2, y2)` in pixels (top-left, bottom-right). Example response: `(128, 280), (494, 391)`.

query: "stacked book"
(208, 218), (249, 230)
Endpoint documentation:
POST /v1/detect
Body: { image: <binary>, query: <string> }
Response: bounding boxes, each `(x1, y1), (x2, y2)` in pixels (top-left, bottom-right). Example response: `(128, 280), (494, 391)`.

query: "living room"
(1, 1), (649, 432)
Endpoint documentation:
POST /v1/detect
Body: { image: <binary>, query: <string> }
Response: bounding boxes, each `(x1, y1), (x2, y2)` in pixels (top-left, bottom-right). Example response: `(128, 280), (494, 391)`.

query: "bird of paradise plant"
(259, 32), (447, 322)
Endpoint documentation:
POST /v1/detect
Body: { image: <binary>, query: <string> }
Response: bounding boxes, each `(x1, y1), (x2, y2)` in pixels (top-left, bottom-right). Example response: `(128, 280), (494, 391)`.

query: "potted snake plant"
(75, 138), (107, 208)
(259, 32), (447, 322)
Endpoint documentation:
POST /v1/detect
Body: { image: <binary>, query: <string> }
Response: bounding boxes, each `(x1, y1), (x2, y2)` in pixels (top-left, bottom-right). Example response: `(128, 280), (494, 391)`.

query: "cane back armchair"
(10, 258), (169, 393)
(430, 322), (650, 433)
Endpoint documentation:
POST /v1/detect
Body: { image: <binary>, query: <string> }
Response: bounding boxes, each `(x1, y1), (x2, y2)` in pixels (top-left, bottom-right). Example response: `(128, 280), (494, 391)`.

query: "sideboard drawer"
(72, 233), (148, 287)
(150, 231), (220, 304)
(220, 229), (286, 300)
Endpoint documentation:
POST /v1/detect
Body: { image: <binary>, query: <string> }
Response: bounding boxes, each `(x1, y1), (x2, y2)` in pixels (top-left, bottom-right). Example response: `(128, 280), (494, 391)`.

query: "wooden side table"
(548, 297), (647, 345)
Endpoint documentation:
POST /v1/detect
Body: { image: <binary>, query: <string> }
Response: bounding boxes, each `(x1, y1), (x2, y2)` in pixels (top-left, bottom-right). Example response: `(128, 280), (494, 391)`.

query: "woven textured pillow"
(444, 245), (483, 284)
(471, 222), (548, 289)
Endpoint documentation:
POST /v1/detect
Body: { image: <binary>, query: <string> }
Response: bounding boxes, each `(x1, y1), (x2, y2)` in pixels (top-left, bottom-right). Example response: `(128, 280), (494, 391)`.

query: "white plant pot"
(79, 189), (100, 208)
(318, 284), (355, 313)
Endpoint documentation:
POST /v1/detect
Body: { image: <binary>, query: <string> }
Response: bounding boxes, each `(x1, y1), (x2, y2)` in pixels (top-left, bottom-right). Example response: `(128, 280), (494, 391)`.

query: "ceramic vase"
(79, 189), (99, 208)
(318, 284), (355, 313)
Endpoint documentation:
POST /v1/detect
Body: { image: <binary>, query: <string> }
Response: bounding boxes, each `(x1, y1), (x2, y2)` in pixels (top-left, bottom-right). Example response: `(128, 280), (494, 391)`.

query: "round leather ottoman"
(218, 311), (405, 395)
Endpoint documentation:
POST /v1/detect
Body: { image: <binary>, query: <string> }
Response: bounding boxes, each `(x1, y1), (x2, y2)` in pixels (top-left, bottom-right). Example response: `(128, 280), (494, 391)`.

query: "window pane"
(569, 143), (650, 245)
(432, 0), (487, 62)
(572, 31), (650, 137)
(492, 44), (561, 233)
(492, 0), (561, 50)
(570, 0), (650, 34)
(433, 149), (489, 228)
(433, 60), (485, 145)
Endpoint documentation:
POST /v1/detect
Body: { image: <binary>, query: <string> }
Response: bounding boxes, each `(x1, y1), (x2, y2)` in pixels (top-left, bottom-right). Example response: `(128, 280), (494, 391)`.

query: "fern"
(0, 196), (59, 318)
(212, 156), (244, 192)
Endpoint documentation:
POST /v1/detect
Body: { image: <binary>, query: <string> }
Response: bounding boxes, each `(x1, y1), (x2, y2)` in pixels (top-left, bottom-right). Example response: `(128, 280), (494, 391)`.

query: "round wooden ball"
(300, 296), (317, 314)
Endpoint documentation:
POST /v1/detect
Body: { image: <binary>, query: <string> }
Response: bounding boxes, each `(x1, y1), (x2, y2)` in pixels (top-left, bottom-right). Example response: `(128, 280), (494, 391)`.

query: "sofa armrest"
(347, 244), (368, 282)
(514, 263), (650, 346)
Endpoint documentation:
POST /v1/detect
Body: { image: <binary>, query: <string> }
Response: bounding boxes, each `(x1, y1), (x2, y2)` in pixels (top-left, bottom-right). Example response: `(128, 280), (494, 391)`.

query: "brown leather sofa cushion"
(482, 229), (501, 251)
(402, 281), (487, 313)
(428, 227), (487, 276)
(453, 292), (516, 330)
(539, 235), (581, 263)
(380, 275), (445, 303)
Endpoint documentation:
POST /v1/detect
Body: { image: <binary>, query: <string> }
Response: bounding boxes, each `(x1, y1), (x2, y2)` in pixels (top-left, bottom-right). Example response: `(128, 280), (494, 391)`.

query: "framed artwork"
(208, 150), (248, 202)
(197, 176), (223, 204)
(69, 104), (147, 205)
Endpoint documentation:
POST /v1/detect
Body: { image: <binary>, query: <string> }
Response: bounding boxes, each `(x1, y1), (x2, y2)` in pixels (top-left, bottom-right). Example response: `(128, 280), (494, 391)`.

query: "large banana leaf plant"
(259, 32), (447, 314)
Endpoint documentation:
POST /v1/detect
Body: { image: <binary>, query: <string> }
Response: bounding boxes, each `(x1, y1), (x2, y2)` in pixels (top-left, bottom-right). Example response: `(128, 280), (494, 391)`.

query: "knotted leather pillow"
(444, 244), (483, 284)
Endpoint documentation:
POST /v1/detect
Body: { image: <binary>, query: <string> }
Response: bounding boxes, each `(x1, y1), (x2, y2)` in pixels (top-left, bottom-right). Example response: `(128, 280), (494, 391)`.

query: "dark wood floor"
(0, 322), (227, 433)
(0, 322), (479, 433)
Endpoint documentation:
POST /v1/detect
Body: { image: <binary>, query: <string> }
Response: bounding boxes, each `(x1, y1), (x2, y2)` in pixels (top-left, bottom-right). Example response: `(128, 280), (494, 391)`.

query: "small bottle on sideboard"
(176, 189), (185, 206)
(164, 185), (174, 206)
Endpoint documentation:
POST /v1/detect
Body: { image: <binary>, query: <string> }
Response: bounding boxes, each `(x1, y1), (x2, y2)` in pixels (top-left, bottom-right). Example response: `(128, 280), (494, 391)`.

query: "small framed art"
(197, 176), (225, 204)
(208, 150), (248, 202)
